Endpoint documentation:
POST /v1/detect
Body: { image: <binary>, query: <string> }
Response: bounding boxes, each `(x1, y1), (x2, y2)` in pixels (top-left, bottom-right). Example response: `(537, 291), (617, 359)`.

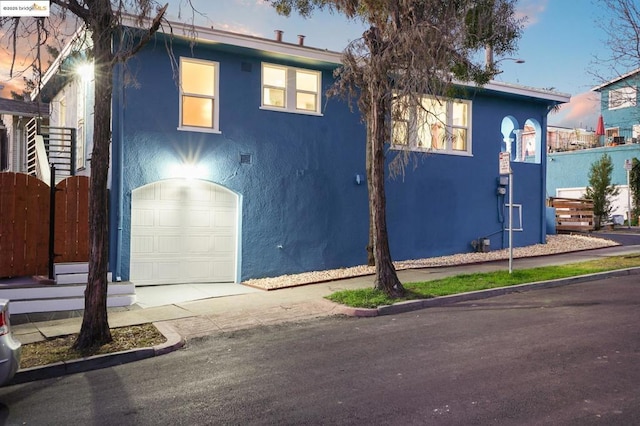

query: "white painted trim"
(474, 80), (571, 103)
(121, 14), (343, 65)
(591, 67), (640, 92)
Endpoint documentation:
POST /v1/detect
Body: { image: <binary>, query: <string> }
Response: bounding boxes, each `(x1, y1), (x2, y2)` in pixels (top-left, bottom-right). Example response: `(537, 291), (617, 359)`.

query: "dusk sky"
(0, 0), (625, 130)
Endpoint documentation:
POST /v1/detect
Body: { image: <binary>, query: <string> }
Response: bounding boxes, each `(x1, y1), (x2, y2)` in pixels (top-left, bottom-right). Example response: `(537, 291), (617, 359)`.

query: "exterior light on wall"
(169, 163), (209, 180)
(76, 62), (94, 82)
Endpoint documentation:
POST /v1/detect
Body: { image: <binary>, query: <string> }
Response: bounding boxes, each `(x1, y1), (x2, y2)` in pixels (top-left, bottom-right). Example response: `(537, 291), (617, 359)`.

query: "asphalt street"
(1, 274), (639, 425)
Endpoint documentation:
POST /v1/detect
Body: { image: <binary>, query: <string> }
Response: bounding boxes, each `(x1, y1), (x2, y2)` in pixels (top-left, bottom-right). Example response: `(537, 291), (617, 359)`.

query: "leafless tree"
(593, 0), (640, 123)
(2, 1), (171, 350)
(270, 0), (522, 297)
(596, 0), (640, 76)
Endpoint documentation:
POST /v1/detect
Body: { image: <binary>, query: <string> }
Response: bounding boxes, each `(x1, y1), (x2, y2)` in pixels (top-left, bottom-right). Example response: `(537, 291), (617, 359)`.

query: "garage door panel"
(186, 209), (211, 227)
(214, 190), (236, 205)
(213, 236), (234, 253)
(186, 235), (210, 253)
(131, 179), (238, 286)
(158, 209), (183, 227)
(157, 235), (183, 253)
(132, 209), (155, 227)
(157, 261), (183, 279)
(214, 208), (236, 227)
(131, 262), (153, 281)
(131, 236), (155, 254)
(212, 261), (235, 281)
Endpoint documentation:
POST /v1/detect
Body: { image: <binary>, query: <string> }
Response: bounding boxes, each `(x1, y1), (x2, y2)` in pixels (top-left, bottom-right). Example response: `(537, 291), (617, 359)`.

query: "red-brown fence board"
(25, 175), (49, 275)
(55, 176), (89, 262)
(0, 172), (89, 278)
(0, 173), (16, 275)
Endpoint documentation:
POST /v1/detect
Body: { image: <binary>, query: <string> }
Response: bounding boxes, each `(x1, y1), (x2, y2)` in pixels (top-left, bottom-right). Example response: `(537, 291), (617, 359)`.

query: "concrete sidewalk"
(9, 244), (640, 384)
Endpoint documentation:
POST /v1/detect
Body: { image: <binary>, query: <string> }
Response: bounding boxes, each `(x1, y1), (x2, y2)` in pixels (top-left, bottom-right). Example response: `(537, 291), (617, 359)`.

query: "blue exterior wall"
(111, 37), (369, 281)
(109, 35), (555, 282)
(547, 145), (640, 196)
(385, 95), (549, 258)
(599, 76), (640, 137)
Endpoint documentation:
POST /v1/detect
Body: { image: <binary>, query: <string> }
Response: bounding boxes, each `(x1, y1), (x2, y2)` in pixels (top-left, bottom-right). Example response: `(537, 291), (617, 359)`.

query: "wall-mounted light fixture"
(169, 162), (209, 180)
(76, 62), (94, 82)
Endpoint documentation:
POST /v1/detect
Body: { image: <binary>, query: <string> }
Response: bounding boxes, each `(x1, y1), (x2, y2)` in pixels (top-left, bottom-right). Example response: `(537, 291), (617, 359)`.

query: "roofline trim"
(124, 14), (344, 65)
(591, 67), (640, 91)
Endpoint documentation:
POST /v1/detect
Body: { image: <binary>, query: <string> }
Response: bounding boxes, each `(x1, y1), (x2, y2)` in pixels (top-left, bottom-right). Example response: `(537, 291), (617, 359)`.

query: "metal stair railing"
(25, 117), (77, 183)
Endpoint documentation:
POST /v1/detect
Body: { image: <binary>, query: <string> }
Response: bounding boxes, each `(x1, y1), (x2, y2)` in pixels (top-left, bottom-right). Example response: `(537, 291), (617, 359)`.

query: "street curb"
(8, 321), (185, 385)
(335, 267), (640, 318)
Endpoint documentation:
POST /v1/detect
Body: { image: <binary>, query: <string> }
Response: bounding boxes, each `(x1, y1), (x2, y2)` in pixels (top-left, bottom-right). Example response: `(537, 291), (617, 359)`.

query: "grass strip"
(326, 254), (640, 309)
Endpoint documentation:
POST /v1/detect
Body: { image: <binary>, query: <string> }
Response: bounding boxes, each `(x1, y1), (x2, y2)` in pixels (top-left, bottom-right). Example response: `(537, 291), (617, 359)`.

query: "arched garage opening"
(130, 179), (239, 286)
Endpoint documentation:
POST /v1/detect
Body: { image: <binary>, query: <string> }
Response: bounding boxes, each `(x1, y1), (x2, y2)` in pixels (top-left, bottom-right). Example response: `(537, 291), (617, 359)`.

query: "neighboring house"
(592, 69), (640, 144)
(0, 98), (49, 173)
(29, 19), (567, 294)
(547, 144), (640, 222)
(547, 71), (640, 222)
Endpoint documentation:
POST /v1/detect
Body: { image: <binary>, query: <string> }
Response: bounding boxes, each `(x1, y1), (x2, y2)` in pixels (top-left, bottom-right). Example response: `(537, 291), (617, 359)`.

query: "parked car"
(0, 300), (21, 385)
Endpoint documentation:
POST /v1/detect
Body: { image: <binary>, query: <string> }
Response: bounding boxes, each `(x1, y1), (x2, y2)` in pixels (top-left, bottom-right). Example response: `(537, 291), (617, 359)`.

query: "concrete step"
(1, 281), (135, 315)
(54, 262), (112, 285)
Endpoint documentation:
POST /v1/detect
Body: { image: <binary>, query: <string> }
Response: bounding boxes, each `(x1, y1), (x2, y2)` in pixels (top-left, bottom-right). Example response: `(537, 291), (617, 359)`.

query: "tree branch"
(113, 3), (168, 64)
(50, 0), (89, 21)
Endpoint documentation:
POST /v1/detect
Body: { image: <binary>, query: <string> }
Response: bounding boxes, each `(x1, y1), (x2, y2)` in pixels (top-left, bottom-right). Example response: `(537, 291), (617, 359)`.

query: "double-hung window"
(392, 95), (472, 155)
(261, 63), (321, 115)
(179, 57), (220, 133)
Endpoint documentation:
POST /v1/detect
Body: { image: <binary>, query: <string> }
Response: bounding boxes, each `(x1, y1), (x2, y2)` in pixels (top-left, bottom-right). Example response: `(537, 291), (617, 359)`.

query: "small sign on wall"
(499, 152), (511, 175)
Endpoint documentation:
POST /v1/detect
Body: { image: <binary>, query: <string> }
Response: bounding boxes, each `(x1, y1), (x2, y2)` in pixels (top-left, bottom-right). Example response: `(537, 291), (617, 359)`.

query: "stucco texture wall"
(110, 37), (552, 282)
(547, 145), (640, 195)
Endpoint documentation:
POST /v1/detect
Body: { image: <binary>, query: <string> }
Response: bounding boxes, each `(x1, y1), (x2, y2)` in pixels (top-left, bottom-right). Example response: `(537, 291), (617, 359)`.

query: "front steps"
(0, 263), (135, 315)
(54, 262), (113, 285)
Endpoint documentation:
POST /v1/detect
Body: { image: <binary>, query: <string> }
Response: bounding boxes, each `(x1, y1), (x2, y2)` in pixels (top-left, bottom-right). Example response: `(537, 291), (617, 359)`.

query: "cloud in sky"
(515, 0), (548, 27)
(549, 91), (601, 130)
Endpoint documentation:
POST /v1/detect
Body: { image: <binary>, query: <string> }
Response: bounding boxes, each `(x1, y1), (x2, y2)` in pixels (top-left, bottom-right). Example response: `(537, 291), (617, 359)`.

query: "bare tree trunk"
(365, 132), (375, 266)
(369, 87), (404, 297)
(74, 11), (114, 350)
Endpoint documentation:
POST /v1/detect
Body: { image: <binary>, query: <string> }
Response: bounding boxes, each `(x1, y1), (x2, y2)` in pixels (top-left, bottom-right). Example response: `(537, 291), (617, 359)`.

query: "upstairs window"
(179, 58), (220, 133)
(608, 86), (637, 110)
(262, 63), (321, 115)
(392, 95), (472, 155)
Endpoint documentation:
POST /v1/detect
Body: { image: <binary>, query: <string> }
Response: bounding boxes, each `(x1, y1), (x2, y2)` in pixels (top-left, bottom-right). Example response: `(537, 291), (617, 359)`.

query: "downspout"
(114, 63), (125, 281)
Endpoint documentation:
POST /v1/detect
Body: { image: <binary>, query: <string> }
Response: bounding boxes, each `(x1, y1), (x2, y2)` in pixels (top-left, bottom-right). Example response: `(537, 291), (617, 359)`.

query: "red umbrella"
(596, 114), (605, 136)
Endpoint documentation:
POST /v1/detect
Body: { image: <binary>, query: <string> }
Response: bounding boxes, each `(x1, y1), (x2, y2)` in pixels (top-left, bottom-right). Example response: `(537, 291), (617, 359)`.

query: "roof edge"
(591, 68), (640, 92)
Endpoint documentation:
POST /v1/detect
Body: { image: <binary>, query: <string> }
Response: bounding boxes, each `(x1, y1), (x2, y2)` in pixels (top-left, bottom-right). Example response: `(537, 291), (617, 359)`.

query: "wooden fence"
(0, 172), (89, 278)
(548, 197), (594, 233)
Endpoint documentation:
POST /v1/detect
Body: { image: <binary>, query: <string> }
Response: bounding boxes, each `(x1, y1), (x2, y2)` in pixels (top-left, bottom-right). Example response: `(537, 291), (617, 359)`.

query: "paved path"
(7, 244), (640, 384)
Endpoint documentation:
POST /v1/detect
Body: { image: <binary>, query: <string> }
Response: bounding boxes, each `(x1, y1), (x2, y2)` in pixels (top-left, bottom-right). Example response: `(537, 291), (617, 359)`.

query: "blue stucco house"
(36, 19), (569, 289)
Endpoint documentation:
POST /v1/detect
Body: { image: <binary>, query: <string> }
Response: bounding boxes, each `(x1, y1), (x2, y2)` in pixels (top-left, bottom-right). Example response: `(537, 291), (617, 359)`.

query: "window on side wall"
(179, 57), (220, 133)
(608, 86), (637, 110)
(392, 95), (472, 155)
(261, 63), (322, 115)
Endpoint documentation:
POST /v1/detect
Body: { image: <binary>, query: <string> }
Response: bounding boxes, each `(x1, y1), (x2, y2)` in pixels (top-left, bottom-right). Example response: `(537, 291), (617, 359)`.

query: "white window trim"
(391, 96), (473, 156)
(177, 57), (221, 134)
(608, 86), (637, 110)
(260, 62), (323, 116)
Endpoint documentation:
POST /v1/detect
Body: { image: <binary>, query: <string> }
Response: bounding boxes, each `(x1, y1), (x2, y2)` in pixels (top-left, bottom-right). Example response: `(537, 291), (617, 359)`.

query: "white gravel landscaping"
(243, 234), (620, 291)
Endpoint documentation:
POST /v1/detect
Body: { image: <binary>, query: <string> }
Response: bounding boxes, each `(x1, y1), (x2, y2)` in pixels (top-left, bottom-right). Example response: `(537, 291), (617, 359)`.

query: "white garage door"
(130, 179), (238, 285)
